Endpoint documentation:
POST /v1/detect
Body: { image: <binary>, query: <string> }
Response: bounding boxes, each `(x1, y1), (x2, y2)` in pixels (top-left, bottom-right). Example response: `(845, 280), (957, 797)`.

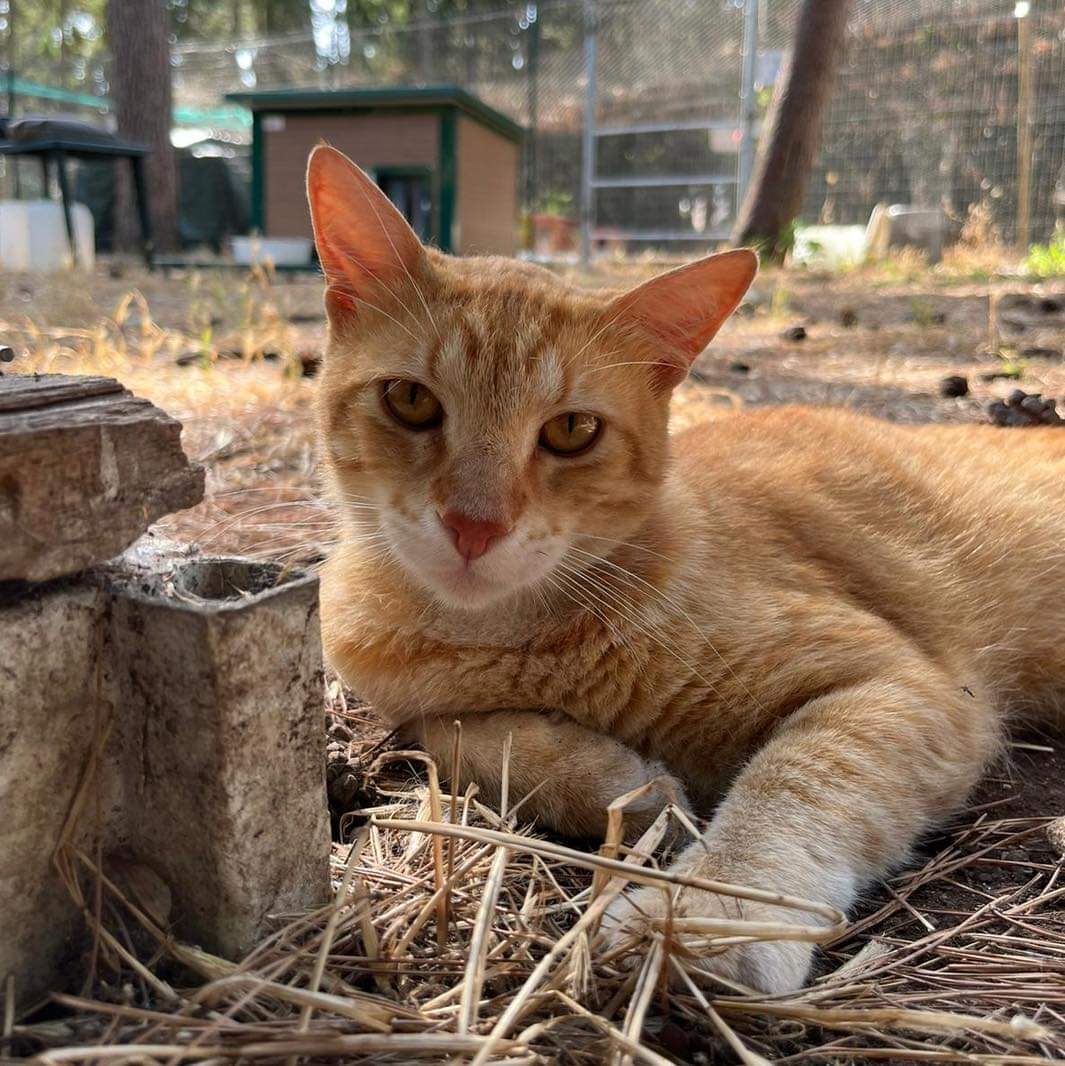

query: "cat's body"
(307, 145), (1065, 993)
(326, 409), (1065, 794)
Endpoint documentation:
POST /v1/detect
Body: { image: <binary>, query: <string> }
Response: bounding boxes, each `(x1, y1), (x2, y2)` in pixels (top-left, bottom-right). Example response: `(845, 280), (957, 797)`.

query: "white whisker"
(555, 556), (720, 699)
(567, 544), (767, 714)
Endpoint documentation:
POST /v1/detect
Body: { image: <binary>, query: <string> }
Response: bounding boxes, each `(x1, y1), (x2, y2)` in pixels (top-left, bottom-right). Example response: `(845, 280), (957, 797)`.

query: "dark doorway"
(376, 168), (434, 243)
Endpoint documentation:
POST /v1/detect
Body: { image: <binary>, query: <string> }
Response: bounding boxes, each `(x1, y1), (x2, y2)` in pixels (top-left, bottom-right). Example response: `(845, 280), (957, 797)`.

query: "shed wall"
(263, 112), (439, 238)
(455, 116), (519, 256)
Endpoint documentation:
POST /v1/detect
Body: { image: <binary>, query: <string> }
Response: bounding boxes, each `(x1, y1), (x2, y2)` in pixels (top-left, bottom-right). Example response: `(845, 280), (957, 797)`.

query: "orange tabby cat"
(307, 145), (1065, 993)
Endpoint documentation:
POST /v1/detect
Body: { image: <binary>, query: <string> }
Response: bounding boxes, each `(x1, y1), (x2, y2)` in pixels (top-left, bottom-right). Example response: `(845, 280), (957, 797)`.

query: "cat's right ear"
(605, 249), (757, 390)
(306, 144), (425, 321)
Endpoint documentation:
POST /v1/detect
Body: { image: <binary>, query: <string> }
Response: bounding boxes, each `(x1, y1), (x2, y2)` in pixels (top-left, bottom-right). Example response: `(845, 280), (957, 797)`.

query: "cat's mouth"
(435, 561), (507, 602)
(380, 512), (566, 611)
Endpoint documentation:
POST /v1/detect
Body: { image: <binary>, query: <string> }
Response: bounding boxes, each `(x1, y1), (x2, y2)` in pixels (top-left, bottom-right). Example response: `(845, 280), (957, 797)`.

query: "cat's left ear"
(606, 249), (757, 388)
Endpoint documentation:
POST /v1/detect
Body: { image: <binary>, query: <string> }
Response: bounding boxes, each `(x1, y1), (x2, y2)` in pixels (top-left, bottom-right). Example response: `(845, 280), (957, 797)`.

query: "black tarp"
(3, 116), (124, 147)
(75, 144), (250, 252)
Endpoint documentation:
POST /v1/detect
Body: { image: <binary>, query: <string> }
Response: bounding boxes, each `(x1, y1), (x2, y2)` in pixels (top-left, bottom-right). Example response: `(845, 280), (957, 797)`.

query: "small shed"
(226, 86), (524, 257)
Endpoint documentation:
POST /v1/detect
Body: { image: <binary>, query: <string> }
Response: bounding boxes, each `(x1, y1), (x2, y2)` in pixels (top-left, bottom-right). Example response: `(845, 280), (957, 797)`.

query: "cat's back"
(669, 405), (1065, 706)
(672, 405), (1065, 511)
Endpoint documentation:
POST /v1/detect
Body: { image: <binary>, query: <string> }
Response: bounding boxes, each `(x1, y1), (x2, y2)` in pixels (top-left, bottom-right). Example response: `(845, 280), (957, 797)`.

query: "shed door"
(376, 169), (433, 243)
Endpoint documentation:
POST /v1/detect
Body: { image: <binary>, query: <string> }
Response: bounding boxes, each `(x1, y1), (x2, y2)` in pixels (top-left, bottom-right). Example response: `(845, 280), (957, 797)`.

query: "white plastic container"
(792, 224), (867, 268)
(230, 235), (312, 267)
(0, 199), (95, 271)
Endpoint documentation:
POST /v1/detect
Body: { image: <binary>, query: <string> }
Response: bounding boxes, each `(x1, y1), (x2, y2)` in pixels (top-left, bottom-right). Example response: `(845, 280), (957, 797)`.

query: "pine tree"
(731, 0), (852, 261)
(106, 0), (179, 252)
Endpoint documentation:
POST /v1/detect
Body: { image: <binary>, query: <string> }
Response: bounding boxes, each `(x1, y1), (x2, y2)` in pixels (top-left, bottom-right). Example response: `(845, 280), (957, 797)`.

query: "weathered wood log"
(0, 374), (204, 583)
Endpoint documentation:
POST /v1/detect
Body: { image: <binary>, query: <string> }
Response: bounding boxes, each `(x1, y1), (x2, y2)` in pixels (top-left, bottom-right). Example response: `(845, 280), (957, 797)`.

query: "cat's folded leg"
(602, 667), (1000, 993)
(411, 710), (691, 839)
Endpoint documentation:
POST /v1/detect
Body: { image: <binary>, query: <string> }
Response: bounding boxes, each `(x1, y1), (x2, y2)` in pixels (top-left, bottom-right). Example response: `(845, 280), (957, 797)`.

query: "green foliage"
(910, 296), (936, 327)
(5, 0), (107, 91)
(991, 346), (1026, 379)
(1023, 229), (1065, 279)
(537, 190), (573, 217)
(744, 220), (799, 265)
(169, 0), (312, 41)
(768, 284), (791, 318)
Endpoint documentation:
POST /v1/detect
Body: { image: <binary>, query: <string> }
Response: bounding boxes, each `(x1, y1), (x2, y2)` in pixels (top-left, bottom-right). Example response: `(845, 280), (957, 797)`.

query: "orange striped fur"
(308, 146), (1065, 992)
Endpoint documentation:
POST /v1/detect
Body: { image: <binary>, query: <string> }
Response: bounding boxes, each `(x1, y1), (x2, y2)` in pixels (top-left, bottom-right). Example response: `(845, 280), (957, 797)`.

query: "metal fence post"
(524, 2), (541, 219)
(580, 0), (598, 267)
(1015, 2), (1033, 252)
(738, 0), (760, 209)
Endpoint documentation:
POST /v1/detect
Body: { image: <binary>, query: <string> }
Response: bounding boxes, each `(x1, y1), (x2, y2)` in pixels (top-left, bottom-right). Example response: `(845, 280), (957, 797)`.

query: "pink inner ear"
(629, 307), (713, 356)
(306, 145), (424, 309)
(609, 249), (758, 382)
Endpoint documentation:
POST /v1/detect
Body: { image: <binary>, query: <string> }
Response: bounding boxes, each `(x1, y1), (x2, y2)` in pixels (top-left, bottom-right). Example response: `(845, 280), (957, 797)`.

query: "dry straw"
(12, 711), (1064, 1064)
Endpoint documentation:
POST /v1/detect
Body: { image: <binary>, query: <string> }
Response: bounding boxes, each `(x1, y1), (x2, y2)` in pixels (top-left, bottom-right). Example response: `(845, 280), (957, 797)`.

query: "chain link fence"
(3, 0), (1063, 256)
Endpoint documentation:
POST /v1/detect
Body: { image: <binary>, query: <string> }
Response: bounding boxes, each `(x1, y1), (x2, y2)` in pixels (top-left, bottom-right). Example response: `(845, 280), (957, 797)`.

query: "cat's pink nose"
(439, 510), (510, 562)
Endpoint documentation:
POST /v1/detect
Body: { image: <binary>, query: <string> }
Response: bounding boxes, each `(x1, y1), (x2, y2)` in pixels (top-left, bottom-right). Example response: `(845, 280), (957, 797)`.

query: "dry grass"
(3, 266), (329, 563)
(3, 259), (1064, 1062)
(10, 699), (1064, 1064)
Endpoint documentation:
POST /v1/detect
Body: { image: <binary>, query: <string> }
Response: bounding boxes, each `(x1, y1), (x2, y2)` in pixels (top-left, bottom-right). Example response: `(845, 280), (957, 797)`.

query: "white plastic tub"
(791, 224), (867, 269)
(0, 199), (95, 271)
(230, 235), (312, 267)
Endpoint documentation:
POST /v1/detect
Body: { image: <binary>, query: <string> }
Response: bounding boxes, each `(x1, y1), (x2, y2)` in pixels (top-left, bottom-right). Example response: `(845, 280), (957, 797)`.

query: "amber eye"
(382, 379), (443, 429)
(539, 412), (602, 456)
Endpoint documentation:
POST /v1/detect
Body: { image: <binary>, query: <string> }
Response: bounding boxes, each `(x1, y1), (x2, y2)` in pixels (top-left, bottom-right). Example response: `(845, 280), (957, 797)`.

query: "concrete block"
(0, 580), (114, 1005)
(0, 548), (330, 1006)
(865, 203), (948, 264)
(107, 554), (331, 958)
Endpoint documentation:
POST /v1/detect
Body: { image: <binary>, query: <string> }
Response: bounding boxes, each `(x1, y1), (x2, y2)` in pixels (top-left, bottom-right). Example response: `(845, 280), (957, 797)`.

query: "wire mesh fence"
(810, 0), (1065, 248)
(169, 0), (780, 256)
(2, 0), (1063, 256)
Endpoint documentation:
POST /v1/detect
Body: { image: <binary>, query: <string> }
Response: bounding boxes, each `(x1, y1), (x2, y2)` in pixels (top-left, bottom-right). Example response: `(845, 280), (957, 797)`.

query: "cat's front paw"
(600, 879), (816, 994)
(616, 765), (693, 841)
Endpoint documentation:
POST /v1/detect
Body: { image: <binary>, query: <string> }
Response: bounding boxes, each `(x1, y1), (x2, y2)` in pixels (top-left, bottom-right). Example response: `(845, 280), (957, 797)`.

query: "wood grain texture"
(0, 373), (204, 582)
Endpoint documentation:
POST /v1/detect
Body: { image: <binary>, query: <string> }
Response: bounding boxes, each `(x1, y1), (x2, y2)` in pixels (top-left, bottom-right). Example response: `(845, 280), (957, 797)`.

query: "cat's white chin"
(424, 566), (520, 610)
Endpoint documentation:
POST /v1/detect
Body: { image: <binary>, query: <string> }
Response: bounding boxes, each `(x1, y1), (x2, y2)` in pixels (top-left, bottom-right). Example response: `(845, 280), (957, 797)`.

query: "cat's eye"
(382, 379), (443, 429)
(539, 412), (602, 456)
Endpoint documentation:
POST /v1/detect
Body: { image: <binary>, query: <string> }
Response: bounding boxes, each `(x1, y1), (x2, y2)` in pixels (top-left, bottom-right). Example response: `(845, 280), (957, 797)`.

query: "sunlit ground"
(4, 246), (1063, 563)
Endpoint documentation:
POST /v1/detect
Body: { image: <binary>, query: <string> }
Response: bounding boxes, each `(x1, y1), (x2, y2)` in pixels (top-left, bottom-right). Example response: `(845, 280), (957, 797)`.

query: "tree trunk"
(731, 0), (852, 261)
(106, 0), (179, 253)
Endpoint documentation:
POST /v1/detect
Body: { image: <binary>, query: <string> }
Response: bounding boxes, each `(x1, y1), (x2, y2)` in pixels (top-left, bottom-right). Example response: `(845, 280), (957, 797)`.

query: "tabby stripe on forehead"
(459, 318), (482, 367)
(424, 332), (445, 383)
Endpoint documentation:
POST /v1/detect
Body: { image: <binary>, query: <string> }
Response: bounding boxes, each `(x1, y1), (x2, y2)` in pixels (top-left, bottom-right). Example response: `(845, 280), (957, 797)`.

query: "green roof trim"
(7, 78), (251, 131)
(224, 85), (524, 143)
(173, 104), (252, 129)
(8, 77), (105, 110)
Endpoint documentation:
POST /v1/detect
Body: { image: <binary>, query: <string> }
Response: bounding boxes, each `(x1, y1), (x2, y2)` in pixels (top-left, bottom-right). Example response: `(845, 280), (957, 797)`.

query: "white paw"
(600, 880), (816, 994)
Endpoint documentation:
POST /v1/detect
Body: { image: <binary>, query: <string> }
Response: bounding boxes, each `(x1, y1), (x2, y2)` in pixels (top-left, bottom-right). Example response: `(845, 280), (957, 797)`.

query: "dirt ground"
(5, 255), (1064, 804)
(5, 258), (1065, 1059)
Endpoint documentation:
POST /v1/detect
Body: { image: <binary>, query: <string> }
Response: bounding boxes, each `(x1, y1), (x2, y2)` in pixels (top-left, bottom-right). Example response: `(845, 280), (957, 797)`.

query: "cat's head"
(307, 145), (755, 610)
